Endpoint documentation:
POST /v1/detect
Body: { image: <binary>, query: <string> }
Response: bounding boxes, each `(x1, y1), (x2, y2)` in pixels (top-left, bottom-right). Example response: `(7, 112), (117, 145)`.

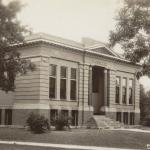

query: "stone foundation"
(12, 109), (50, 126)
(78, 110), (93, 126)
(105, 111), (140, 125)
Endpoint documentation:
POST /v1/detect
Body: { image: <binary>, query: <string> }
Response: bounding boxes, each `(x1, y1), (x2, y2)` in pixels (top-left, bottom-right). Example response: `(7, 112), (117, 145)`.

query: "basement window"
(5, 109), (12, 125)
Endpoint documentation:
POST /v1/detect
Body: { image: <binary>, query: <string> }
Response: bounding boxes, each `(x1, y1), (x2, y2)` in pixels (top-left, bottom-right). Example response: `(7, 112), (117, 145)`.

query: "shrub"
(53, 115), (72, 130)
(26, 112), (50, 133)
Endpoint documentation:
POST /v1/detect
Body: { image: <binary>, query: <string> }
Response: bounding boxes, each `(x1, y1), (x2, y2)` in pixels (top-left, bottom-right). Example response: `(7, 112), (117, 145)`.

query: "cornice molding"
(8, 39), (141, 68)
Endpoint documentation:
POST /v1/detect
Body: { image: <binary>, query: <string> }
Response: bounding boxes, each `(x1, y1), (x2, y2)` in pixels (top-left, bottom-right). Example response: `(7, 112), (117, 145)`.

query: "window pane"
(61, 67), (67, 78)
(70, 80), (76, 100)
(71, 68), (76, 79)
(116, 86), (120, 103)
(50, 65), (56, 76)
(49, 77), (56, 98)
(129, 88), (133, 104)
(60, 79), (66, 99)
(123, 78), (127, 87)
(116, 77), (120, 103)
(122, 87), (126, 104)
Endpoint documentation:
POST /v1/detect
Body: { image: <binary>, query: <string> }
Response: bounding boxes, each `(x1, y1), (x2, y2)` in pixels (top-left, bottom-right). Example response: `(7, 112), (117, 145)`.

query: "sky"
(5, 0), (150, 91)
(17, 0), (121, 42)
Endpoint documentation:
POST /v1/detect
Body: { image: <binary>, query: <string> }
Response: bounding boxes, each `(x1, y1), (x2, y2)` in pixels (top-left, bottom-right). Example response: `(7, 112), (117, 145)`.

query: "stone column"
(88, 66), (93, 106)
(107, 69), (116, 106)
(39, 57), (50, 119)
(67, 67), (71, 101)
(120, 76), (123, 105)
(56, 65), (60, 100)
(126, 78), (129, 105)
(78, 64), (92, 125)
(104, 69), (108, 107)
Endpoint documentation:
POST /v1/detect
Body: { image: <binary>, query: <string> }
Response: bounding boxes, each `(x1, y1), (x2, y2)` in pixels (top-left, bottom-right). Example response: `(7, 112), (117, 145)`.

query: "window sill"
(49, 99), (77, 102)
(115, 103), (134, 106)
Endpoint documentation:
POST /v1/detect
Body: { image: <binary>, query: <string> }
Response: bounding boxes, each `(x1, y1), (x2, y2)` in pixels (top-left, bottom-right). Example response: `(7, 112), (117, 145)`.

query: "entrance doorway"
(92, 66), (104, 115)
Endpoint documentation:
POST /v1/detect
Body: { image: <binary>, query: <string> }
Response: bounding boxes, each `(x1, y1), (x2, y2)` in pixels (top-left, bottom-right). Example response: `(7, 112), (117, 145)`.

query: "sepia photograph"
(0, 0), (150, 149)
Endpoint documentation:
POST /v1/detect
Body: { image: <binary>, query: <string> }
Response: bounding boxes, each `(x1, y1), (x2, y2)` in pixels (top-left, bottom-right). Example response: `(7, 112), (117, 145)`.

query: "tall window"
(129, 79), (133, 104)
(122, 78), (127, 104)
(116, 77), (120, 104)
(60, 66), (67, 99)
(49, 64), (56, 99)
(70, 68), (77, 100)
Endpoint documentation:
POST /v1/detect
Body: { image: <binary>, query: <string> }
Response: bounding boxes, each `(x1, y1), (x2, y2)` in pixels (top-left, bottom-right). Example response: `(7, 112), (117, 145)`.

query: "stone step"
(86, 115), (124, 129)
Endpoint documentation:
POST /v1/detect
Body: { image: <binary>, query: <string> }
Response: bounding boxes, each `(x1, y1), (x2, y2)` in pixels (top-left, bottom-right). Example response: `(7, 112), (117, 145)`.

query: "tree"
(109, 0), (150, 79)
(140, 84), (147, 120)
(140, 84), (150, 124)
(0, 0), (34, 92)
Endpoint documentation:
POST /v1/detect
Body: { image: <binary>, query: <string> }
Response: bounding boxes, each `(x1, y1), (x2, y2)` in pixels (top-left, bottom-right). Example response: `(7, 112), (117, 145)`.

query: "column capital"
(104, 69), (108, 74)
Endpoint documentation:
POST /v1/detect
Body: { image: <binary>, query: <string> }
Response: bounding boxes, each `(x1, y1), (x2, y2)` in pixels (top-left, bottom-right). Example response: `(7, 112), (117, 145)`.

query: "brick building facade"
(0, 33), (141, 126)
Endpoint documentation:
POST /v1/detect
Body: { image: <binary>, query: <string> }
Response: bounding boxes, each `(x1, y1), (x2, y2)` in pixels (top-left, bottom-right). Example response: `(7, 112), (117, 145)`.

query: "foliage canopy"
(109, 0), (150, 78)
(0, 0), (34, 92)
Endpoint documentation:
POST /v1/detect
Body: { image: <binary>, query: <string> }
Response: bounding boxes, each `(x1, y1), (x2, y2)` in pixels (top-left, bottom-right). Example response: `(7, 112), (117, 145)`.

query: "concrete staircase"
(86, 115), (124, 129)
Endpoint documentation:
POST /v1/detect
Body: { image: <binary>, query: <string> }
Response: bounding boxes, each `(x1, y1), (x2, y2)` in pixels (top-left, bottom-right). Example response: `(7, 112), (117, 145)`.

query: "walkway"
(0, 140), (140, 150)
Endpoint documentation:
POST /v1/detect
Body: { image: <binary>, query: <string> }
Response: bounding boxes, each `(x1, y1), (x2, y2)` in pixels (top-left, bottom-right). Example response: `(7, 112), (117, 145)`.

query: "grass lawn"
(0, 128), (150, 149)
